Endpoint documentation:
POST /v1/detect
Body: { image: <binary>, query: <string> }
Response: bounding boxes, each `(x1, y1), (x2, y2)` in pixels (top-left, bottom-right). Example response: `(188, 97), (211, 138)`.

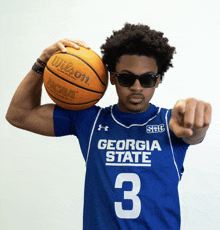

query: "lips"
(128, 94), (144, 104)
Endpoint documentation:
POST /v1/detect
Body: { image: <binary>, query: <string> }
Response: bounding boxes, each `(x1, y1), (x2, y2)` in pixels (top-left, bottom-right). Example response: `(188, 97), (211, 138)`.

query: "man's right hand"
(39, 39), (90, 64)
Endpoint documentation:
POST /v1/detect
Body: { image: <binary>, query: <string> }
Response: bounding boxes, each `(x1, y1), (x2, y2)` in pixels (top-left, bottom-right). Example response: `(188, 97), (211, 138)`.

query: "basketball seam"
(56, 52), (106, 86)
(45, 88), (99, 105)
(45, 66), (104, 94)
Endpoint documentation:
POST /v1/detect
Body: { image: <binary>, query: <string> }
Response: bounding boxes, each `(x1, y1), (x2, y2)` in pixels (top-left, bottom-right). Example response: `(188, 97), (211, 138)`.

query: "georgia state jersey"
(53, 104), (189, 230)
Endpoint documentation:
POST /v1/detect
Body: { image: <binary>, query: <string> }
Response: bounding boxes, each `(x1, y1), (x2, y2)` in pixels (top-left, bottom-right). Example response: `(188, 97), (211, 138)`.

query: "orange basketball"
(43, 47), (108, 110)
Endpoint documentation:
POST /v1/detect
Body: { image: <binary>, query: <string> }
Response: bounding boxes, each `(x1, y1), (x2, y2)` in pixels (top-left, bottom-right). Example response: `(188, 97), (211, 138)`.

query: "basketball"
(43, 46), (108, 110)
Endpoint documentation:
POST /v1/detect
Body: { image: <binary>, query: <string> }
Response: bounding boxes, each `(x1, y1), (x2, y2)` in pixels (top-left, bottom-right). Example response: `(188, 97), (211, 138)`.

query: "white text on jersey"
(97, 139), (162, 167)
(146, 124), (165, 133)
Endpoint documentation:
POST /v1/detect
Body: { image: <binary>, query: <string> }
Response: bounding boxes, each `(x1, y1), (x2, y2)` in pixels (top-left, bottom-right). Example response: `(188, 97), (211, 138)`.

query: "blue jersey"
(54, 104), (189, 230)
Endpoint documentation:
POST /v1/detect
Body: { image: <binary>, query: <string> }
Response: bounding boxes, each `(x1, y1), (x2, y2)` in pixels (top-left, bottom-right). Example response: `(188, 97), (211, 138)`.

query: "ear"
(110, 73), (117, 85)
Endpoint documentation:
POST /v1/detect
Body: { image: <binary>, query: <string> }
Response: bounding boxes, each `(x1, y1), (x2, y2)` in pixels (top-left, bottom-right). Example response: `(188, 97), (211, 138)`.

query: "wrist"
(39, 52), (50, 64)
(36, 62), (44, 68)
(32, 58), (47, 75)
(36, 58), (46, 68)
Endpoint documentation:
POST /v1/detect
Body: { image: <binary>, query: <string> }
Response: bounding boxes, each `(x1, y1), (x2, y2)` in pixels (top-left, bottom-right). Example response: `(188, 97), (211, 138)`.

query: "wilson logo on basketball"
(47, 77), (76, 99)
(51, 56), (90, 85)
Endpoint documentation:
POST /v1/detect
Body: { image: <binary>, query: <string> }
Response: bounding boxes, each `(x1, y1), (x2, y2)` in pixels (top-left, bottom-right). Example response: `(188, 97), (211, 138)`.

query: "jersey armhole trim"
(85, 108), (103, 166)
(165, 110), (181, 181)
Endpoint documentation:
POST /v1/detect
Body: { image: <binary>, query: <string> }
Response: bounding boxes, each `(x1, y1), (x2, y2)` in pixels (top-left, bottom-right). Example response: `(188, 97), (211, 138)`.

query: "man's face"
(110, 55), (160, 113)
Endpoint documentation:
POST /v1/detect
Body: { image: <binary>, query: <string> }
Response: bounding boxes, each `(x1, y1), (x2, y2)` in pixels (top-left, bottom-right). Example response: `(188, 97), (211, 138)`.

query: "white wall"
(1, 0), (220, 229)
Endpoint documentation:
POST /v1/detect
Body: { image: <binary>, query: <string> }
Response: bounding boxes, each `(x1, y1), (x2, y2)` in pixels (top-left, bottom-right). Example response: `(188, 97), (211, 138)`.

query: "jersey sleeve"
(53, 105), (101, 137)
(53, 105), (101, 160)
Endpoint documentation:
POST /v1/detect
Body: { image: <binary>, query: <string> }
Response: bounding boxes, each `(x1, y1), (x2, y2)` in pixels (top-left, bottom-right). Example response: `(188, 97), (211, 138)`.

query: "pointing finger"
(171, 100), (186, 126)
(169, 117), (193, 138)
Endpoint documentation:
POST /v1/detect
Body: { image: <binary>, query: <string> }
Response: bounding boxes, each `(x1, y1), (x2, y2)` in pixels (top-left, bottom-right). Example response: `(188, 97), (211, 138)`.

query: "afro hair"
(101, 23), (176, 81)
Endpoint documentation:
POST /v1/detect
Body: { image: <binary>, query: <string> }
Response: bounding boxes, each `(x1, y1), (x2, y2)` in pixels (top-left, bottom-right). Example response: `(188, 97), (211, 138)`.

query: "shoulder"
(150, 104), (172, 121)
(156, 105), (171, 115)
(53, 104), (103, 137)
(99, 105), (113, 115)
(54, 104), (102, 119)
(151, 104), (189, 144)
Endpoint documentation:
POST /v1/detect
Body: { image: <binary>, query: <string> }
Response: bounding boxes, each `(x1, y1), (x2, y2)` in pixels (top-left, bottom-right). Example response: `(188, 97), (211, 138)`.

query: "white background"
(1, 0), (220, 229)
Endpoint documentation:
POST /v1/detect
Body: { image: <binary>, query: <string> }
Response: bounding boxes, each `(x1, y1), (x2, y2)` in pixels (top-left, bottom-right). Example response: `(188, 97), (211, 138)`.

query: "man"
(6, 23), (211, 229)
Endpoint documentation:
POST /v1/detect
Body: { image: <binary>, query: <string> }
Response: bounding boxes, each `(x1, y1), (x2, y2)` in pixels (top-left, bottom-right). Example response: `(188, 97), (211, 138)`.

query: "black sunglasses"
(114, 72), (160, 88)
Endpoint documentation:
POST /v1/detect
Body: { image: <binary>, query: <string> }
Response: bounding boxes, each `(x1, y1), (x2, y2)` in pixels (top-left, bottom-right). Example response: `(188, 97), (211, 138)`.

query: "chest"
(89, 115), (174, 172)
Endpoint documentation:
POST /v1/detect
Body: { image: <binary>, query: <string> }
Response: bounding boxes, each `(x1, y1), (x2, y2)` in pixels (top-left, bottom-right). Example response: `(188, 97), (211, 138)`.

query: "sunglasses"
(114, 72), (160, 88)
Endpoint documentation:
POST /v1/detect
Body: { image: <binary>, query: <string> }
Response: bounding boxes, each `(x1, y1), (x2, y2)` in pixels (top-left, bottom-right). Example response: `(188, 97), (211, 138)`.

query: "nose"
(130, 79), (143, 91)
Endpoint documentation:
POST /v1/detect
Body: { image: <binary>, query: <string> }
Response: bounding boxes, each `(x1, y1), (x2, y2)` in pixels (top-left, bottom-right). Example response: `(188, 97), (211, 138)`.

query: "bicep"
(18, 104), (56, 136)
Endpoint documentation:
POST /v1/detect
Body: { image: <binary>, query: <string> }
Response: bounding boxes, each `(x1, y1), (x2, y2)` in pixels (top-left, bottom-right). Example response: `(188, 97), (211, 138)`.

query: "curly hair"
(100, 23), (176, 81)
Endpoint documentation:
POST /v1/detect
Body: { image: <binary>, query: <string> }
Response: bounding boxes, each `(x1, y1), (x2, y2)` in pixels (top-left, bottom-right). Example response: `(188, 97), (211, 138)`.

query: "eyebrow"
(120, 70), (156, 75)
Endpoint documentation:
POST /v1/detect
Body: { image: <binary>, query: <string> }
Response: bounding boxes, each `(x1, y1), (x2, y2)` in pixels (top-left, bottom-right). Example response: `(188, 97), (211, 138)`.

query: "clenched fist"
(169, 98), (212, 145)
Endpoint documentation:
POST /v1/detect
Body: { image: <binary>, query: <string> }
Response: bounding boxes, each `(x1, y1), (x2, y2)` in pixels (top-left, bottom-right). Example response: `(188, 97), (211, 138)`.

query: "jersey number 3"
(114, 173), (141, 219)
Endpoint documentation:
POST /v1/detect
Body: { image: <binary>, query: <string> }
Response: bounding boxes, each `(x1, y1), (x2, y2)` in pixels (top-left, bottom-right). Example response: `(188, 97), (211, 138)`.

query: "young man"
(6, 23), (211, 229)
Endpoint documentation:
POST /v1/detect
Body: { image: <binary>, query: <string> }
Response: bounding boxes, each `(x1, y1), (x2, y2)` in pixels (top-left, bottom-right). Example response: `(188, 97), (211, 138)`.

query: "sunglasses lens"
(139, 74), (156, 88)
(117, 73), (157, 88)
(117, 74), (136, 87)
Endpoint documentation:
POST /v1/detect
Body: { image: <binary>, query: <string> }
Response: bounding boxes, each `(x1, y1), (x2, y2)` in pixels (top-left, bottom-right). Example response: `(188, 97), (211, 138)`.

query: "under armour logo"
(98, 124), (109, 131)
